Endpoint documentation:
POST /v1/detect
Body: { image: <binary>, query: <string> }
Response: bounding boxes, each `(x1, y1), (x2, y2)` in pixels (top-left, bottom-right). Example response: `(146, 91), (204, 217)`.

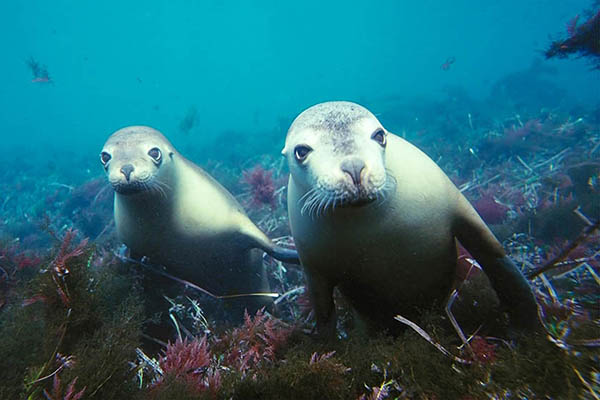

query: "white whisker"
(144, 178), (171, 199)
(374, 170), (397, 206)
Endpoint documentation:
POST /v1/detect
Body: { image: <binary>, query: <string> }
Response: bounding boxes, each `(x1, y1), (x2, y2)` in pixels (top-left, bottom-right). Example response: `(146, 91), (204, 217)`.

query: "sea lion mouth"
(299, 174), (395, 218)
(338, 195), (377, 208)
(112, 181), (149, 195)
(111, 177), (156, 195)
(111, 176), (171, 198)
(299, 187), (382, 217)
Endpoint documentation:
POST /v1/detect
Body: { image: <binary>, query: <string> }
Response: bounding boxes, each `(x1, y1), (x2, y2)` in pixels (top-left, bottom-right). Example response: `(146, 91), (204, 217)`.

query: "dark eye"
(148, 147), (162, 164)
(100, 152), (111, 166)
(371, 129), (386, 147)
(294, 145), (312, 162)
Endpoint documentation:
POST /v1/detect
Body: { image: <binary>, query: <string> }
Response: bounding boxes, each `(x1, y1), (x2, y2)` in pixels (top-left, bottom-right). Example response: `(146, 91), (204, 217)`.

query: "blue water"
(1, 2), (599, 398)
(1, 0), (597, 158)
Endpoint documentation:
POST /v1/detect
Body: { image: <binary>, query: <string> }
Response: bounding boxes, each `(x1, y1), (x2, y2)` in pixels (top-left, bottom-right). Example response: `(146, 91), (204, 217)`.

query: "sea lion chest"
(112, 163), (250, 287)
(288, 148), (460, 314)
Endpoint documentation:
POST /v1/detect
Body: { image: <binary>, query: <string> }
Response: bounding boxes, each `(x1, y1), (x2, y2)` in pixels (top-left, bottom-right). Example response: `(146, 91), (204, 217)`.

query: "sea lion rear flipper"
(265, 246), (301, 264)
(453, 195), (543, 332)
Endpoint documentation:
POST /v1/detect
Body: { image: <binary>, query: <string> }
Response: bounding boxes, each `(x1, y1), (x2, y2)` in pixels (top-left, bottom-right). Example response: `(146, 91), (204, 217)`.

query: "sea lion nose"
(340, 158), (365, 186)
(120, 164), (135, 181)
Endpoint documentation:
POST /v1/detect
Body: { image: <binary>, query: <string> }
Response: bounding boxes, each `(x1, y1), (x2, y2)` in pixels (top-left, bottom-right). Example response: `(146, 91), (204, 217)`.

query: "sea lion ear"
(169, 152), (174, 159)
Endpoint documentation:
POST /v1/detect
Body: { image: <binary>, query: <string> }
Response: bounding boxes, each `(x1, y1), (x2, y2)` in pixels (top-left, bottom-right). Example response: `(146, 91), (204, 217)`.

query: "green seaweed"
(144, 309), (595, 399)
(1, 234), (596, 399)
(0, 241), (144, 399)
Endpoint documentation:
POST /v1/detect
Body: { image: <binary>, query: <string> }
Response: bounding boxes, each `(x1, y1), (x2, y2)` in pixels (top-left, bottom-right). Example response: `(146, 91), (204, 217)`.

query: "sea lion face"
(283, 101), (394, 216)
(100, 126), (174, 195)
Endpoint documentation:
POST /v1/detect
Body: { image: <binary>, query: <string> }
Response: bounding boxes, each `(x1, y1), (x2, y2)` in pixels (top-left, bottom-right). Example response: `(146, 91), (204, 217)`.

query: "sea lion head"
(283, 101), (395, 217)
(100, 126), (175, 195)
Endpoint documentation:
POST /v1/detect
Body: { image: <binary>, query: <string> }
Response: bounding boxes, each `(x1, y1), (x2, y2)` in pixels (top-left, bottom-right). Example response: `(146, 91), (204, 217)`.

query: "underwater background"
(1, 1), (599, 399)
(0, 0), (597, 158)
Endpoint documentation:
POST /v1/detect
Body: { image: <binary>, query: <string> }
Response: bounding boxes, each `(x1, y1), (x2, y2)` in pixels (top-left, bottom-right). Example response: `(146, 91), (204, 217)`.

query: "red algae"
(473, 193), (509, 225)
(242, 165), (277, 209)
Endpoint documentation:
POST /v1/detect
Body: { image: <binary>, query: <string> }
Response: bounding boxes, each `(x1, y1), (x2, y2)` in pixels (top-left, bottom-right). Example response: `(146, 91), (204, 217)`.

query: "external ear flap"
(169, 152), (174, 159)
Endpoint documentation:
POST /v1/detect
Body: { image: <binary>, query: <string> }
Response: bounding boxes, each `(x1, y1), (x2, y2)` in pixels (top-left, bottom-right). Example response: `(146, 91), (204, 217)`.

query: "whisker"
(301, 196), (314, 216)
(316, 194), (326, 217)
(308, 193), (320, 218)
(310, 192), (323, 219)
(154, 183), (166, 199)
(322, 192), (337, 216)
(147, 182), (159, 197)
(322, 193), (333, 216)
(139, 178), (171, 200)
(157, 179), (172, 191)
(375, 170), (397, 206)
(302, 188), (324, 218)
(153, 179), (171, 198)
(158, 182), (169, 198)
(299, 187), (316, 215)
(141, 181), (151, 196)
(298, 187), (317, 203)
(300, 190), (313, 215)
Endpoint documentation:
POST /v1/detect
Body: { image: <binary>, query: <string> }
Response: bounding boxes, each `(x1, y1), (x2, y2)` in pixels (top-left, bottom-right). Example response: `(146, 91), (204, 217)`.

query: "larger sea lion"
(100, 126), (298, 316)
(283, 101), (541, 338)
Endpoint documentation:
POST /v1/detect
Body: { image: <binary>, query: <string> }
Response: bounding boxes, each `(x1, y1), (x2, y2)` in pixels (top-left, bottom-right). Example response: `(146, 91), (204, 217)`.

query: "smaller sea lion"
(283, 101), (541, 338)
(100, 126), (298, 316)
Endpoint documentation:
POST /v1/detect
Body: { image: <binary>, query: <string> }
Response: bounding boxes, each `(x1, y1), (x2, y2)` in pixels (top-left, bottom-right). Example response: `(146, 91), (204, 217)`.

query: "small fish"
(31, 76), (52, 84)
(26, 57), (52, 83)
(441, 56), (456, 71)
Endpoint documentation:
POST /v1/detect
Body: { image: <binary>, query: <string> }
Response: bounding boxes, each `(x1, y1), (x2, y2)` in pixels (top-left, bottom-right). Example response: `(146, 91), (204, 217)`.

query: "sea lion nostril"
(340, 158), (365, 185)
(120, 164), (135, 181)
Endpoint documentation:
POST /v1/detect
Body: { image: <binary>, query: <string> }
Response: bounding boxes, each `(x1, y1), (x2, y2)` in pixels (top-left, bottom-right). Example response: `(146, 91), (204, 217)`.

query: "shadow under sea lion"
(282, 101), (542, 339)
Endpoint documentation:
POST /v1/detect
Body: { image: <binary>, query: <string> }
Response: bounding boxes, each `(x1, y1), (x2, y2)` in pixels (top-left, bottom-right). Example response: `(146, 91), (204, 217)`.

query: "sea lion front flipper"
(453, 194), (542, 332)
(306, 269), (336, 340)
(265, 246), (301, 264)
(236, 215), (301, 264)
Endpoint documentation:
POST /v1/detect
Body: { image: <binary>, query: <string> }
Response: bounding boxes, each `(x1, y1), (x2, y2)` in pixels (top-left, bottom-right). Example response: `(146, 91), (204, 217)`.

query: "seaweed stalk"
(528, 217), (599, 279)
(394, 315), (470, 364)
(24, 309), (72, 399)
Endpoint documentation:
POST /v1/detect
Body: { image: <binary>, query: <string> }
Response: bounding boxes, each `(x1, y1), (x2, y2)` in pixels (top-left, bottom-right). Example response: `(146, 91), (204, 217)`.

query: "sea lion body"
(114, 155), (268, 297)
(101, 126), (297, 315)
(284, 102), (540, 337)
(288, 134), (458, 325)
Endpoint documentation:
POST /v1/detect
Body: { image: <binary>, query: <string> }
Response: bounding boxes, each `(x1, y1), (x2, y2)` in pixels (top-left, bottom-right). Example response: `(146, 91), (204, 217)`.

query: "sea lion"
(100, 126), (298, 316)
(283, 101), (541, 338)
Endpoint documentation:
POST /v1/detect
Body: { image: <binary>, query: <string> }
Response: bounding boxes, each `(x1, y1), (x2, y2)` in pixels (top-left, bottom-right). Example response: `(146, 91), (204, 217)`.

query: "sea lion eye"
(294, 145), (312, 162)
(371, 129), (386, 147)
(100, 152), (111, 166)
(148, 147), (162, 164)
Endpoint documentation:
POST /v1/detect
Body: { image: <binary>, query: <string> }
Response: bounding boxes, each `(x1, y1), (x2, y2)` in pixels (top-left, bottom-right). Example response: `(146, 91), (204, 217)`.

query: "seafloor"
(0, 83), (599, 399)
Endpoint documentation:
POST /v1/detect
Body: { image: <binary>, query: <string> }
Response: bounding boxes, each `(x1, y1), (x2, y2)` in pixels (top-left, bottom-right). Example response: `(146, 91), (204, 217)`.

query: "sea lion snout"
(120, 164), (135, 182)
(340, 157), (365, 186)
(338, 157), (390, 207)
